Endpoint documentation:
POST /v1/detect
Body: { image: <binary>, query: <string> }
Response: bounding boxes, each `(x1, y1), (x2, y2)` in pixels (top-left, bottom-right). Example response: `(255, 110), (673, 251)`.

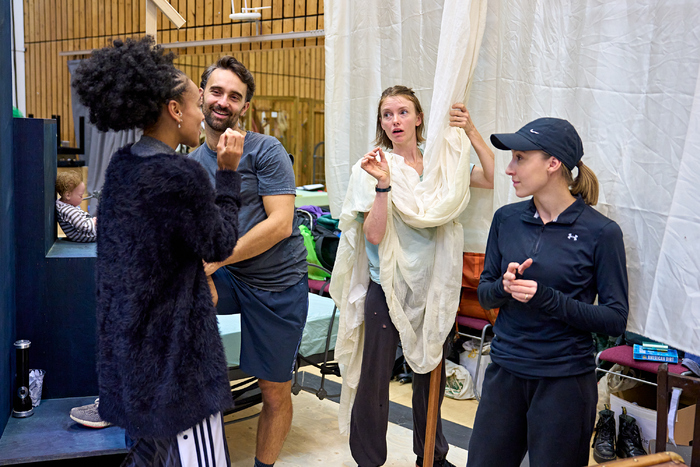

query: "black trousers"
(467, 362), (597, 467)
(349, 280), (448, 467)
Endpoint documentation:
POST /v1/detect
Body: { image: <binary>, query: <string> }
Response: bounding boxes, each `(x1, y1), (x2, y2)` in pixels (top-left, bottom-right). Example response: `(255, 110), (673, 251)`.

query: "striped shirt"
(56, 199), (96, 243)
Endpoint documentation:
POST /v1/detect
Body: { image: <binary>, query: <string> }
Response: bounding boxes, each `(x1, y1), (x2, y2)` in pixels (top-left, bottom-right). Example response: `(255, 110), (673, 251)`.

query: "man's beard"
(203, 104), (240, 132)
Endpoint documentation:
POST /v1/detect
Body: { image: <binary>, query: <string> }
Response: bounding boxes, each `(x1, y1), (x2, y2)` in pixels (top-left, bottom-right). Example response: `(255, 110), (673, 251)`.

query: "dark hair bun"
(72, 36), (183, 132)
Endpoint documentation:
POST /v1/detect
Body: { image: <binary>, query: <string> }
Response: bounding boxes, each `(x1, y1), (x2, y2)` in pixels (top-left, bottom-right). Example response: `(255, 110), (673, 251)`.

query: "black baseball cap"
(490, 117), (583, 171)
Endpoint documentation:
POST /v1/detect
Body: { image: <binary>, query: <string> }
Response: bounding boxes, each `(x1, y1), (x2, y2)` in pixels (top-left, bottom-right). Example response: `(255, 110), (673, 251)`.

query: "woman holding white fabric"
(340, 85), (494, 467)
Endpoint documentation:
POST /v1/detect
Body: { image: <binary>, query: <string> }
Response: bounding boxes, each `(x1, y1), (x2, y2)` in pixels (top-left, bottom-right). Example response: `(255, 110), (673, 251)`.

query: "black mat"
(295, 371), (473, 451)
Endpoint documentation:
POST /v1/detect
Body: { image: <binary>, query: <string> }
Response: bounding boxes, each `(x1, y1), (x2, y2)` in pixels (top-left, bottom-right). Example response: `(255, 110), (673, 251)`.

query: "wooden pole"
(423, 359), (443, 467)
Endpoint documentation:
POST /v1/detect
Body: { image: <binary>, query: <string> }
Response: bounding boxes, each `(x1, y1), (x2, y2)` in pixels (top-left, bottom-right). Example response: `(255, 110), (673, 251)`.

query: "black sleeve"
(178, 162), (242, 262)
(528, 221), (629, 336)
(477, 211), (511, 310)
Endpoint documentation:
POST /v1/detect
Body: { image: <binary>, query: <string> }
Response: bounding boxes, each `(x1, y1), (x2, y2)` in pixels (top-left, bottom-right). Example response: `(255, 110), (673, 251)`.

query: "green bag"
(299, 225), (331, 281)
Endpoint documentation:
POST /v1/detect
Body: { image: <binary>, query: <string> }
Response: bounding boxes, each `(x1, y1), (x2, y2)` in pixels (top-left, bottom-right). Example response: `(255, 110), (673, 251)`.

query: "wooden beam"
(145, 0), (157, 38)
(151, 0), (186, 28)
(146, 0), (186, 41)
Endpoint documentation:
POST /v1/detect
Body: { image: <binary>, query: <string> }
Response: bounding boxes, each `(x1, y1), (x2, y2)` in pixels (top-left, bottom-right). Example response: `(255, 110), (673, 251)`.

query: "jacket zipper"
(532, 225), (546, 256)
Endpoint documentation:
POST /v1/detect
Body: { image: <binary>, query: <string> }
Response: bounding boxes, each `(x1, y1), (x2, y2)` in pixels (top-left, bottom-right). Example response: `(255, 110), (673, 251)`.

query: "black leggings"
(349, 280), (448, 467)
(467, 362), (597, 467)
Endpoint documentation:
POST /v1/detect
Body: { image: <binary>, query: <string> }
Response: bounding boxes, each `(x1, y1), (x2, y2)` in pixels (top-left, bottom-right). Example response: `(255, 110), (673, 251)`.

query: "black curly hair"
(72, 36), (189, 132)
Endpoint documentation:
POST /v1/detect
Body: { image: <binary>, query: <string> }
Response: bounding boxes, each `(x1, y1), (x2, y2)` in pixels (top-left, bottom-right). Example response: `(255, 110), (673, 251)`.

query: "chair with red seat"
(596, 345), (688, 387)
(307, 262), (332, 296)
(455, 315), (491, 400)
(455, 252), (498, 400)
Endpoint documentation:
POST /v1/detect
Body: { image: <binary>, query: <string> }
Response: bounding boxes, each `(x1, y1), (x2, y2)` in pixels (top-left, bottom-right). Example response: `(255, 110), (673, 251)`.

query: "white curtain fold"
(326, 0), (700, 356)
(326, 0), (488, 434)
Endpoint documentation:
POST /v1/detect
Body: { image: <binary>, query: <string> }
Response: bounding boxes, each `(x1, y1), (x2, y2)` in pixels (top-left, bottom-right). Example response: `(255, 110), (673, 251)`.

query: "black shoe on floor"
(616, 407), (647, 458)
(592, 404), (617, 463)
(416, 456), (456, 467)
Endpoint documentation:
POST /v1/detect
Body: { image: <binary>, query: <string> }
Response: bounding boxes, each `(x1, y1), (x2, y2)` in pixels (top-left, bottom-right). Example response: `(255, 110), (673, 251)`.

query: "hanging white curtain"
(324, 0), (443, 215)
(325, 0), (488, 433)
(325, 0), (700, 354)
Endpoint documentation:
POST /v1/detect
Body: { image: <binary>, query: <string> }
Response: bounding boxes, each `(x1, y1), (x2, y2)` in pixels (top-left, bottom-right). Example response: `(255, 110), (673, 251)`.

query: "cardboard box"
(610, 385), (696, 452)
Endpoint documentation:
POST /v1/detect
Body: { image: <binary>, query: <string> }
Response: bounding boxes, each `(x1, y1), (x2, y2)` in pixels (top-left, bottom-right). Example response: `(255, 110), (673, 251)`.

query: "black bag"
(311, 222), (339, 271)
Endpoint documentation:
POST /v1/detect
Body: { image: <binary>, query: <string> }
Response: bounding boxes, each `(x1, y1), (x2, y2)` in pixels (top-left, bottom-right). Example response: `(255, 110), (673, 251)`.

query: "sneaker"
(70, 398), (112, 428)
(592, 404), (617, 463)
(416, 456), (456, 467)
(616, 407), (646, 458)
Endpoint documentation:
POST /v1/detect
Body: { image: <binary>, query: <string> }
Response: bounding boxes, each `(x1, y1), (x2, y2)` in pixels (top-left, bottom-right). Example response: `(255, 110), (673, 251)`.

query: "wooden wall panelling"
(27, 0), (34, 116)
(294, 48), (301, 98)
(277, 49), (283, 98)
(282, 48), (289, 96)
(266, 49), (273, 97)
(155, 0), (163, 43)
(304, 47), (311, 98)
(34, 0), (42, 118)
(204, 0), (213, 55)
(185, 0), (194, 44)
(119, 0), (126, 35)
(290, 96), (299, 182)
(49, 0), (57, 128)
(24, 0), (324, 146)
(137, 0), (144, 35)
(313, 101), (324, 184)
(123, 0), (130, 34)
(300, 98), (310, 183)
(306, 0), (315, 47)
(293, 1), (303, 48)
(159, 0), (168, 44)
(195, 0), (204, 54)
(211, 0), (222, 56)
(282, 0), (293, 49)
(59, 0), (67, 137)
(104, 1), (113, 39)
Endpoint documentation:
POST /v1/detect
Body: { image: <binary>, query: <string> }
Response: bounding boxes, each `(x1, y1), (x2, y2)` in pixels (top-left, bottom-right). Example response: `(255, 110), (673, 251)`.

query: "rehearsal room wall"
(22, 0), (325, 185)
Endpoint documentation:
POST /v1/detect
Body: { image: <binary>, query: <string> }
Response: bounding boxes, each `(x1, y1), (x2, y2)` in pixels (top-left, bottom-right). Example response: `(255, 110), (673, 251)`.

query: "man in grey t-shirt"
(189, 56), (308, 467)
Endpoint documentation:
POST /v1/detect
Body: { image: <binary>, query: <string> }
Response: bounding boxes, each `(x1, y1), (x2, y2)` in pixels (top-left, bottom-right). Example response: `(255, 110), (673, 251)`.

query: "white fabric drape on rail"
(325, 0), (700, 358)
(326, 0), (488, 434)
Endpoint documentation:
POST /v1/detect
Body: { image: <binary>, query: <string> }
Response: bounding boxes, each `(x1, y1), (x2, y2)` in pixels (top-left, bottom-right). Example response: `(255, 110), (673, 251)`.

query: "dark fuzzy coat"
(96, 145), (241, 439)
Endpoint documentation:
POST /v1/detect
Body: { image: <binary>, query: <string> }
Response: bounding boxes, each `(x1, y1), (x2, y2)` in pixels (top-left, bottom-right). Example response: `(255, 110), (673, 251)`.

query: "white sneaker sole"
(69, 414), (112, 428)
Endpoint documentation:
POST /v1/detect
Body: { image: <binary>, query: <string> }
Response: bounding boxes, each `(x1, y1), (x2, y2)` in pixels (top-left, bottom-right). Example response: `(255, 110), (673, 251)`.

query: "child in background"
(55, 171), (96, 243)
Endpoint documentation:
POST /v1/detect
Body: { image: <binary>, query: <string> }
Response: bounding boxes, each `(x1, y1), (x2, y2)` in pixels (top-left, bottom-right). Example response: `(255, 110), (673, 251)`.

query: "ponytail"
(567, 161), (599, 206)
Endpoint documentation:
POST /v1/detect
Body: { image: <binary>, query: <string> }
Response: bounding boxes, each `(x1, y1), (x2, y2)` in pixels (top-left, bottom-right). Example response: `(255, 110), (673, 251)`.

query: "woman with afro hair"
(72, 36), (243, 466)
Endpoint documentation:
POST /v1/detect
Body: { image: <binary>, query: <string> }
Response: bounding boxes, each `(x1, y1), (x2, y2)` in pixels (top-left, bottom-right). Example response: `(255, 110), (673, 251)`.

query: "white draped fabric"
(325, 0), (700, 358)
(326, 0), (488, 433)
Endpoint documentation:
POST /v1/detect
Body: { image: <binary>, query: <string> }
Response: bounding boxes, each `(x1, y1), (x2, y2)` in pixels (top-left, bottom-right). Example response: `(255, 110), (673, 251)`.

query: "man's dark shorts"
(212, 268), (309, 383)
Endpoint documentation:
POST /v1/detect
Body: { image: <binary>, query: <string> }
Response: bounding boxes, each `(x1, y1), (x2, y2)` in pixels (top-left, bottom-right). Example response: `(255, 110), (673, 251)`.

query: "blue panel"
(0, 0), (15, 437)
(46, 239), (96, 258)
(14, 118), (98, 399)
(0, 396), (127, 464)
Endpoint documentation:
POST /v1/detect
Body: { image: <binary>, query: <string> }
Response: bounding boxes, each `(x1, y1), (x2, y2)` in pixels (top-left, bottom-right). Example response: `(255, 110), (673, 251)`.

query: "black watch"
(375, 186), (391, 193)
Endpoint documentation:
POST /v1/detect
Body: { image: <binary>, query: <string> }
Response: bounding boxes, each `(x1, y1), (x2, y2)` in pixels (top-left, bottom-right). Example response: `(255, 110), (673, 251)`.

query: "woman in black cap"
(466, 118), (629, 467)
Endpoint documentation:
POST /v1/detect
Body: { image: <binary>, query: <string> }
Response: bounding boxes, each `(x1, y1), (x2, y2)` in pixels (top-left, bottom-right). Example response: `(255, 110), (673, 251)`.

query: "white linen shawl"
(330, 126), (473, 434)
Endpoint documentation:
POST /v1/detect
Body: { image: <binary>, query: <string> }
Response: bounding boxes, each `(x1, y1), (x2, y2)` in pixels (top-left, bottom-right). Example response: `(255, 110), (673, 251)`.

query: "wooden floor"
(224, 368), (611, 466)
(224, 369), (473, 467)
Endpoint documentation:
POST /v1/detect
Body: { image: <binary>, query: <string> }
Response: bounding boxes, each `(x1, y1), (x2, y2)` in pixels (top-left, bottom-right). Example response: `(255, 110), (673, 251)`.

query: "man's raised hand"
(217, 128), (245, 171)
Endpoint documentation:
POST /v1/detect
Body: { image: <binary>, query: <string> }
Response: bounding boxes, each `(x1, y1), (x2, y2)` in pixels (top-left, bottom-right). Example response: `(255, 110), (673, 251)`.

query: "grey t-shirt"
(189, 132), (307, 291)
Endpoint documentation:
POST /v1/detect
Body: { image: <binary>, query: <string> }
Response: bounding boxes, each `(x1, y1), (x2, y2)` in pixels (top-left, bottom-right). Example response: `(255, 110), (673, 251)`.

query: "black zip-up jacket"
(478, 196), (628, 378)
(96, 143), (241, 438)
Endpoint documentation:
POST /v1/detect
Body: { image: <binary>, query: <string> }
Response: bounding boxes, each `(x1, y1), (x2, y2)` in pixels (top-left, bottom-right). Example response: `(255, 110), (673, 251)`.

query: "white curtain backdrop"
(325, 0), (700, 354)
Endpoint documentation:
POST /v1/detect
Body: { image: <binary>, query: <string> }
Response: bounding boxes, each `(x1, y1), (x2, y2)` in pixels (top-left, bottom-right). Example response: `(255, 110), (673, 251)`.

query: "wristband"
(375, 186), (391, 193)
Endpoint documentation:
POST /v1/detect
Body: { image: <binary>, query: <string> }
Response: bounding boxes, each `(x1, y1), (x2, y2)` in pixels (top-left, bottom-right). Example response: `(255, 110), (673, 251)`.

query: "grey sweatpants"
(349, 280), (449, 467)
